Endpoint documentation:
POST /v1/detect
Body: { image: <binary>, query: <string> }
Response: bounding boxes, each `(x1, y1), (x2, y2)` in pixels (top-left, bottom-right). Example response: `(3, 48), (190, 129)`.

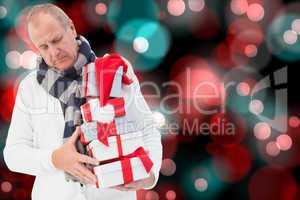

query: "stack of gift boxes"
(78, 55), (153, 188)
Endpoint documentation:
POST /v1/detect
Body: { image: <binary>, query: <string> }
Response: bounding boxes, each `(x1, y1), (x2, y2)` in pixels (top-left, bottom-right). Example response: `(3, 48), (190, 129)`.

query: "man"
(3, 3), (162, 200)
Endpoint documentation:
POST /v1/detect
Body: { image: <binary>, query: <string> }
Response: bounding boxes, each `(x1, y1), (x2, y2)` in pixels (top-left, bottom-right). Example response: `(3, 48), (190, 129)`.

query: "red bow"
(95, 54), (133, 107)
(119, 147), (153, 184)
(95, 147), (153, 188)
(96, 121), (118, 146)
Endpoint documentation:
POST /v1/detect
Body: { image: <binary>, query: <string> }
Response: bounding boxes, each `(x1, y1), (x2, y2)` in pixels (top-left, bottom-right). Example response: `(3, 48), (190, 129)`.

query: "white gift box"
(80, 98), (126, 123)
(92, 147), (153, 188)
(87, 131), (144, 162)
(82, 63), (98, 97)
(81, 98), (115, 123)
(110, 66), (123, 98)
(79, 119), (138, 145)
(79, 121), (118, 145)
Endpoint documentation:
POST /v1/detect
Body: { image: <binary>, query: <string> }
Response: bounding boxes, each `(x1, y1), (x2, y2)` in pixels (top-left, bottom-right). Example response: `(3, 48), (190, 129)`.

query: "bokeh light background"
(0, 0), (300, 199)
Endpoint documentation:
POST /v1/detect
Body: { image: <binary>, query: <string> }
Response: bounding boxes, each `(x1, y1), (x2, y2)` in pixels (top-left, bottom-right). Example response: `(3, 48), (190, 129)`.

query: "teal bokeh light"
(267, 13), (300, 62)
(136, 21), (170, 59)
(107, 0), (159, 32)
(180, 160), (224, 200)
(115, 19), (171, 72)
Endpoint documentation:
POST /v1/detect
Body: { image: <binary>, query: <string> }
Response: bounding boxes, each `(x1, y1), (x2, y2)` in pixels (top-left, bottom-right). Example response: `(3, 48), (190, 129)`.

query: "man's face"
(28, 13), (78, 70)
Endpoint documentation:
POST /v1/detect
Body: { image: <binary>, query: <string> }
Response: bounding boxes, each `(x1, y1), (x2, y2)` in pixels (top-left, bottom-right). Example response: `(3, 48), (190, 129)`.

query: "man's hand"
(113, 171), (155, 191)
(52, 127), (99, 185)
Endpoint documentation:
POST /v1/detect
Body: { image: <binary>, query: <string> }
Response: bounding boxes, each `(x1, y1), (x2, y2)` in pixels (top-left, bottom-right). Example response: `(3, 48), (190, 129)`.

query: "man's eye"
(40, 45), (48, 50)
(54, 37), (62, 43)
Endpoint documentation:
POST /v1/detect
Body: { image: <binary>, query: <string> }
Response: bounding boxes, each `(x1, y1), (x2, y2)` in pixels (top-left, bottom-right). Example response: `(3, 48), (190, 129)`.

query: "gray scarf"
(36, 35), (96, 139)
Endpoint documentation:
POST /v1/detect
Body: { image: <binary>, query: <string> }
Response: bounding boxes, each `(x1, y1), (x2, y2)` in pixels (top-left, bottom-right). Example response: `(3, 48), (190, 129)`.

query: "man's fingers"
(68, 127), (80, 144)
(113, 185), (131, 191)
(69, 169), (89, 184)
(75, 163), (97, 184)
(77, 153), (99, 165)
(124, 180), (141, 188)
(113, 181), (143, 191)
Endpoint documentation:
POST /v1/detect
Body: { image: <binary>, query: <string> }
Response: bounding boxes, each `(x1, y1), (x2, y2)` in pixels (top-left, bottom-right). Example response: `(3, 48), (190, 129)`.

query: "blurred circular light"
(267, 14), (300, 62)
(22, 50), (37, 69)
(136, 21), (170, 59)
(0, 5), (7, 19)
(160, 158), (176, 176)
(5, 51), (21, 69)
(254, 122), (271, 140)
(145, 191), (159, 200)
(249, 99), (264, 115)
(236, 82), (251, 96)
(167, 0), (186, 16)
(291, 19), (300, 34)
(212, 144), (252, 183)
(244, 44), (258, 57)
(95, 2), (107, 15)
(133, 37), (149, 53)
(249, 167), (297, 200)
(266, 141), (280, 157)
(188, 0), (205, 12)
(276, 134), (292, 151)
(194, 178), (208, 192)
(166, 190), (176, 200)
(246, 4), (265, 22)
(153, 111), (166, 128)
(230, 0), (248, 15)
(116, 19), (170, 71)
(1, 181), (12, 193)
(283, 30), (298, 45)
(289, 116), (300, 128)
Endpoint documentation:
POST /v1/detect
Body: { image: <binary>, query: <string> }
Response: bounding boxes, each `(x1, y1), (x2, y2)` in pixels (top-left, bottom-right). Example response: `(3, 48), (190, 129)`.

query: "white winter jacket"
(3, 63), (162, 200)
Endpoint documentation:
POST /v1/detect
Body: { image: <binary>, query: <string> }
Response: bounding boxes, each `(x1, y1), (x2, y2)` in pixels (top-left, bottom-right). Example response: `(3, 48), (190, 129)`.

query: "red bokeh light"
(256, 126), (300, 168)
(0, 84), (18, 122)
(213, 42), (236, 68)
(212, 144), (252, 183)
(249, 166), (297, 200)
(289, 116), (300, 128)
(246, 3), (265, 22)
(170, 56), (222, 106)
(162, 134), (178, 159)
(189, 8), (220, 39)
(95, 3), (107, 15)
(160, 158), (177, 176)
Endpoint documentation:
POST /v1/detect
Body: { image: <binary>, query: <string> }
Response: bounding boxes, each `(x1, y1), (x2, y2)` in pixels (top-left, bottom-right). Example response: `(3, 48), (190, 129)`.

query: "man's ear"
(69, 20), (77, 36)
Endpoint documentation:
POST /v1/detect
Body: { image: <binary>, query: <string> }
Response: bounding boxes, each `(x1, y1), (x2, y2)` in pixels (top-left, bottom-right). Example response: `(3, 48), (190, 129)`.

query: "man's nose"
(48, 45), (60, 58)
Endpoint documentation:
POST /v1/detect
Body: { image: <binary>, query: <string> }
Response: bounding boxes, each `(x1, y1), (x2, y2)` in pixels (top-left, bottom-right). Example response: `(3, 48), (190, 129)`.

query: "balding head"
(27, 3), (79, 70)
(27, 3), (70, 31)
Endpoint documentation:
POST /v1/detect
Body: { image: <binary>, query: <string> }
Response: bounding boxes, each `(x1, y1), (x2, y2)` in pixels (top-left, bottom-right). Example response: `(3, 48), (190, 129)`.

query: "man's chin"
(54, 60), (74, 71)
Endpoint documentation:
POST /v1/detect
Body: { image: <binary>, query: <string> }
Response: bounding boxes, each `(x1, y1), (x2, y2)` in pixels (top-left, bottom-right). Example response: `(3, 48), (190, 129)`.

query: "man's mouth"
(56, 56), (67, 64)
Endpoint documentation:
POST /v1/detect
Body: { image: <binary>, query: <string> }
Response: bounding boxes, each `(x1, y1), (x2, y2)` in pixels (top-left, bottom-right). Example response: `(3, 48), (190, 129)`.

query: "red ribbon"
(95, 54), (133, 107)
(79, 127), (88, 145)
(107, 97), (126, 117)
(81, 97), (125, 123)
(96, 121), (118, 146)
(120, 147), (153, 184)
(94, 147), (153, 187)
(81, 103), (92, 122)
(83, 64), (88, 97)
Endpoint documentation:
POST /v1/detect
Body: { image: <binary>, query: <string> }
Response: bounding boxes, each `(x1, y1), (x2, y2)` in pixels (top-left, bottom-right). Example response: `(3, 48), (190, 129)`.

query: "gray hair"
(26, 3), (71, 29)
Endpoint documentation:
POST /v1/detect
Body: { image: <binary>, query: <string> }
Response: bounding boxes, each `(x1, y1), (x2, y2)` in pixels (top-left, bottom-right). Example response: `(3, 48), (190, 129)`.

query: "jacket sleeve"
(124, 58), (163, 189)
(3, 79), (59, 176)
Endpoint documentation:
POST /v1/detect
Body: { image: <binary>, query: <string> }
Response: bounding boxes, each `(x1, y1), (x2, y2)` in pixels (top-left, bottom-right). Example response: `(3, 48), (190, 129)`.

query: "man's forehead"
(28, 13), (64, 44)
